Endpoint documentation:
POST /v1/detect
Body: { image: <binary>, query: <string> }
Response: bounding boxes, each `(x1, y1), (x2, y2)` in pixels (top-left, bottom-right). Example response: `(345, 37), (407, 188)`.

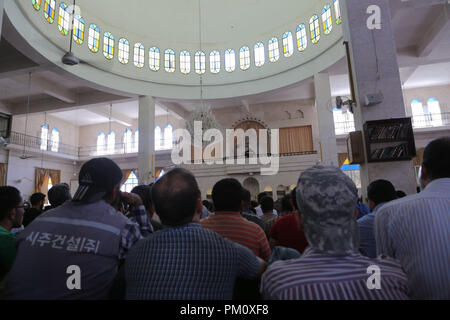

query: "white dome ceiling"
(77, 0), (318, 47)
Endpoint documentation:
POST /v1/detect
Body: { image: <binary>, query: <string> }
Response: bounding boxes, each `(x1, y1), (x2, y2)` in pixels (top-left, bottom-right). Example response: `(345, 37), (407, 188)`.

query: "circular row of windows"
(32, 0), (342, 74)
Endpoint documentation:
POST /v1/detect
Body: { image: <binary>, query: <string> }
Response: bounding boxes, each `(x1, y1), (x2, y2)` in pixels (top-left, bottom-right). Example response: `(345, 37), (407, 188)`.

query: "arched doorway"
(243, 177), (260, 201)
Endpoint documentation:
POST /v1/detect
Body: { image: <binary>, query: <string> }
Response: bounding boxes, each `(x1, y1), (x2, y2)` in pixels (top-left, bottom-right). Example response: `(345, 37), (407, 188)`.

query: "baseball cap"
(296, 165), (359, 255)
(72, 158), (123, 203)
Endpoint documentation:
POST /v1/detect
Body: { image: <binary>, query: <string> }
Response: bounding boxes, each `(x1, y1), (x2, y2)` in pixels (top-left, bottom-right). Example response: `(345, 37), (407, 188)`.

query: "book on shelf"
(370, 144), (408, 160)
(368, 123), (411, 141)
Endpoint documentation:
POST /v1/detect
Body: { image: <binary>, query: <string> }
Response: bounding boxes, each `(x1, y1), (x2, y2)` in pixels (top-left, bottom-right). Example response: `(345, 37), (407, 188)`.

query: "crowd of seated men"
(0, 137), (449, 300)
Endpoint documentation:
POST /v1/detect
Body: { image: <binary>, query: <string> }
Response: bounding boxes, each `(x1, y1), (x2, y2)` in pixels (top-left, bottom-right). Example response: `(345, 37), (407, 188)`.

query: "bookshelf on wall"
(363, 118), (416, 163)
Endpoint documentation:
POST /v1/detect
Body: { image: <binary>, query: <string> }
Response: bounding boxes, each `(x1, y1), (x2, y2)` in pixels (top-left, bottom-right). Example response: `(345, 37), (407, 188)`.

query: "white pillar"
(341, 0), (416, 195)
(314, 72), (338, 167)
(138, 96), (155, 185)
(0, 0), (4, 37)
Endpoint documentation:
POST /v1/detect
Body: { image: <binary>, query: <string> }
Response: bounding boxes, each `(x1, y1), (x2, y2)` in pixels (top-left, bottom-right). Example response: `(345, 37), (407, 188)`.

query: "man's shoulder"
(357, 212), (375, 225)
(0, 228), (15, 242)
(376, 193), (424, 215)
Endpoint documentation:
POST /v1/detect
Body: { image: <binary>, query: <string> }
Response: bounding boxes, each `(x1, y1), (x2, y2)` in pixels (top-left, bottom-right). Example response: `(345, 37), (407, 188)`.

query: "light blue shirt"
(357, 203), (385, 258)
(375, 178), (450, 299)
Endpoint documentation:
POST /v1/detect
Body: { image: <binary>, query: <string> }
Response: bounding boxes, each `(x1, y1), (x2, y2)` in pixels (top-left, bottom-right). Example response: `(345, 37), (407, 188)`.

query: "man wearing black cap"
(4, 158), (153, 300)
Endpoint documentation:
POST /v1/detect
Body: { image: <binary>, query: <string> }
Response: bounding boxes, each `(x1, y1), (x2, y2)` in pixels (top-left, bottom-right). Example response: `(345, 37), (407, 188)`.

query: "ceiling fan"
(62, 0), (80, 66)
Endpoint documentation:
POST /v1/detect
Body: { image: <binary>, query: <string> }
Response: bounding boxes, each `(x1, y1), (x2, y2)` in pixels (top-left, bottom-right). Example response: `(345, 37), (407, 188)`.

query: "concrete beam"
(416, 2), (450, 57)
(157, 101), (189, 120)
(88, 105), (134, 127)
(8, 90), (129, 115)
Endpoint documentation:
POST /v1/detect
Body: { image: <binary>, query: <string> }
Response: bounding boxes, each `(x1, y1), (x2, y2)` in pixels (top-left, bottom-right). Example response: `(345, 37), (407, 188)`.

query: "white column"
(138, 96), (155, 185)
(0, 0), (4, 37)
(314, 72), (338, 167)
(341, 0), (416, 195)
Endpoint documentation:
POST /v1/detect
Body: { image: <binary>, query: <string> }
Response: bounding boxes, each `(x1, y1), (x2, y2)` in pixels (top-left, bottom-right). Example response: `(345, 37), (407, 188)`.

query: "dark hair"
(396, 190), (407, 198)
(250, 200), (258, 209)
(241, 189), (251, 203)
(423, 137), (450, 180)
(48, 183), (71, 207)
(30, 192), (45, 206)
(367, 180), (397, 206)
(291, 187), (299, 210)
(151, 168), (200, 226)
(202, 200), (214, 212)
(131, 185), (152, 212)
(257, 192), (266, 204)
(0, 186), (22, 221)
(281, 194), (293, 212)
(212, 178), (243, 212)
(260, 196), (274, 213)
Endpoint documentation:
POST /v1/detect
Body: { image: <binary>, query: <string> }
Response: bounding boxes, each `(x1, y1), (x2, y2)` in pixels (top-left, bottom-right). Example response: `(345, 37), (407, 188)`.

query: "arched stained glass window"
(133, 129), (139, 152)
(296, 24), (308, 51)
(32, 0), (42, 11)
(155, 126), (162, 150)
(134, 43), (145, 68)
(268, 38), (280, 62)
(224, 49), (235, 72)
(254, 42), (265, 67)
(333, 0), (342, 24)
(40, 124), (49, 151)
(180, 51), (191, 75)
(310, 14), (321, 44)
(124, 129), (132, 153)
(282, 32), (294, 57)
(195, 51), (206, 75)
(165, 49), (176, 73)
(164, 124), (173, 149)
(97, 132), (106, 155)
(120, 171), (138, 193)
(210, 51), (221, 74)
(58, 2), (70, 36)
(107, 131), (116, 154)
(50, 128), (60, 152)
(322, 4), (333, 35)
(103, 32), (114, 60)
(44, 0), (56, 24)
(239, 46), (250, 70)
(149, 47), (160, 71)
(118, 38), (130, 64)
(73, 15), (85, 45)
(88, 24), (100, 53)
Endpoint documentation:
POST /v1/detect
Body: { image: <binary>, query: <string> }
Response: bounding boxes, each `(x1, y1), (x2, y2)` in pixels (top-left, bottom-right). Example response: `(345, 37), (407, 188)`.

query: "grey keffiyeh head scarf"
(296, 165), (359, 255)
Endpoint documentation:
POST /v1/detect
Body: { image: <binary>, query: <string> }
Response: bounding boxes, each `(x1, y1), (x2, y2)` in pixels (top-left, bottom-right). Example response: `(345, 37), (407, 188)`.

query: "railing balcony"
(334, 113), (450, 135)
(4, 131), (78, 157)
(335, 121), (356, 135)
(412, 113), (450, 129)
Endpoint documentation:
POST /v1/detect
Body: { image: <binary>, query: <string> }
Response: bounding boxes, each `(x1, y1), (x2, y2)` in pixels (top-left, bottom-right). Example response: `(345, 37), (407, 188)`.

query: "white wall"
(6, 150), (78, 200)
(12, 113), (80, 147)
(403, 84), (450, 115)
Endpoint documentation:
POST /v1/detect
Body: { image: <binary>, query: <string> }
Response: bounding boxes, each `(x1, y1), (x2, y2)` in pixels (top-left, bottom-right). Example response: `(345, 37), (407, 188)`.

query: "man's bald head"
(151, 168), (201, 226)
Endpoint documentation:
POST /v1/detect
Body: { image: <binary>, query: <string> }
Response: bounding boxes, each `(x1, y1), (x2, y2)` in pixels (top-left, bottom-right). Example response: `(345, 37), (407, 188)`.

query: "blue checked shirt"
(125, 222), (260, 300)
(119, 205), (153, 260)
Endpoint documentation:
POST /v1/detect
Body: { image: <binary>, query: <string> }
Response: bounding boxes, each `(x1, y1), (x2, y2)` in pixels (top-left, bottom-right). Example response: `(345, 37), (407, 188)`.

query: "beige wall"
(403, 84), (450, 115)
(12, 114), (80, 147)
(78, 115), (183, 148)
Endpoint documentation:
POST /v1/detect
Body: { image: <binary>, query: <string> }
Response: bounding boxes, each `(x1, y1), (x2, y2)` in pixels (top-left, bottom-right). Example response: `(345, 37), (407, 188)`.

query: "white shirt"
(255, 206), (277, 217)
(374, 178), (450, 299)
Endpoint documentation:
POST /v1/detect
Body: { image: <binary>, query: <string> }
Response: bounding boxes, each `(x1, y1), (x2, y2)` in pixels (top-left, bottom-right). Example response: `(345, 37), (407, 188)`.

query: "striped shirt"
(125, 223), (259, 300)
(201, 211), (271, 261)
(374, 178), (450, 299)
(261, 247), (409, 300)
